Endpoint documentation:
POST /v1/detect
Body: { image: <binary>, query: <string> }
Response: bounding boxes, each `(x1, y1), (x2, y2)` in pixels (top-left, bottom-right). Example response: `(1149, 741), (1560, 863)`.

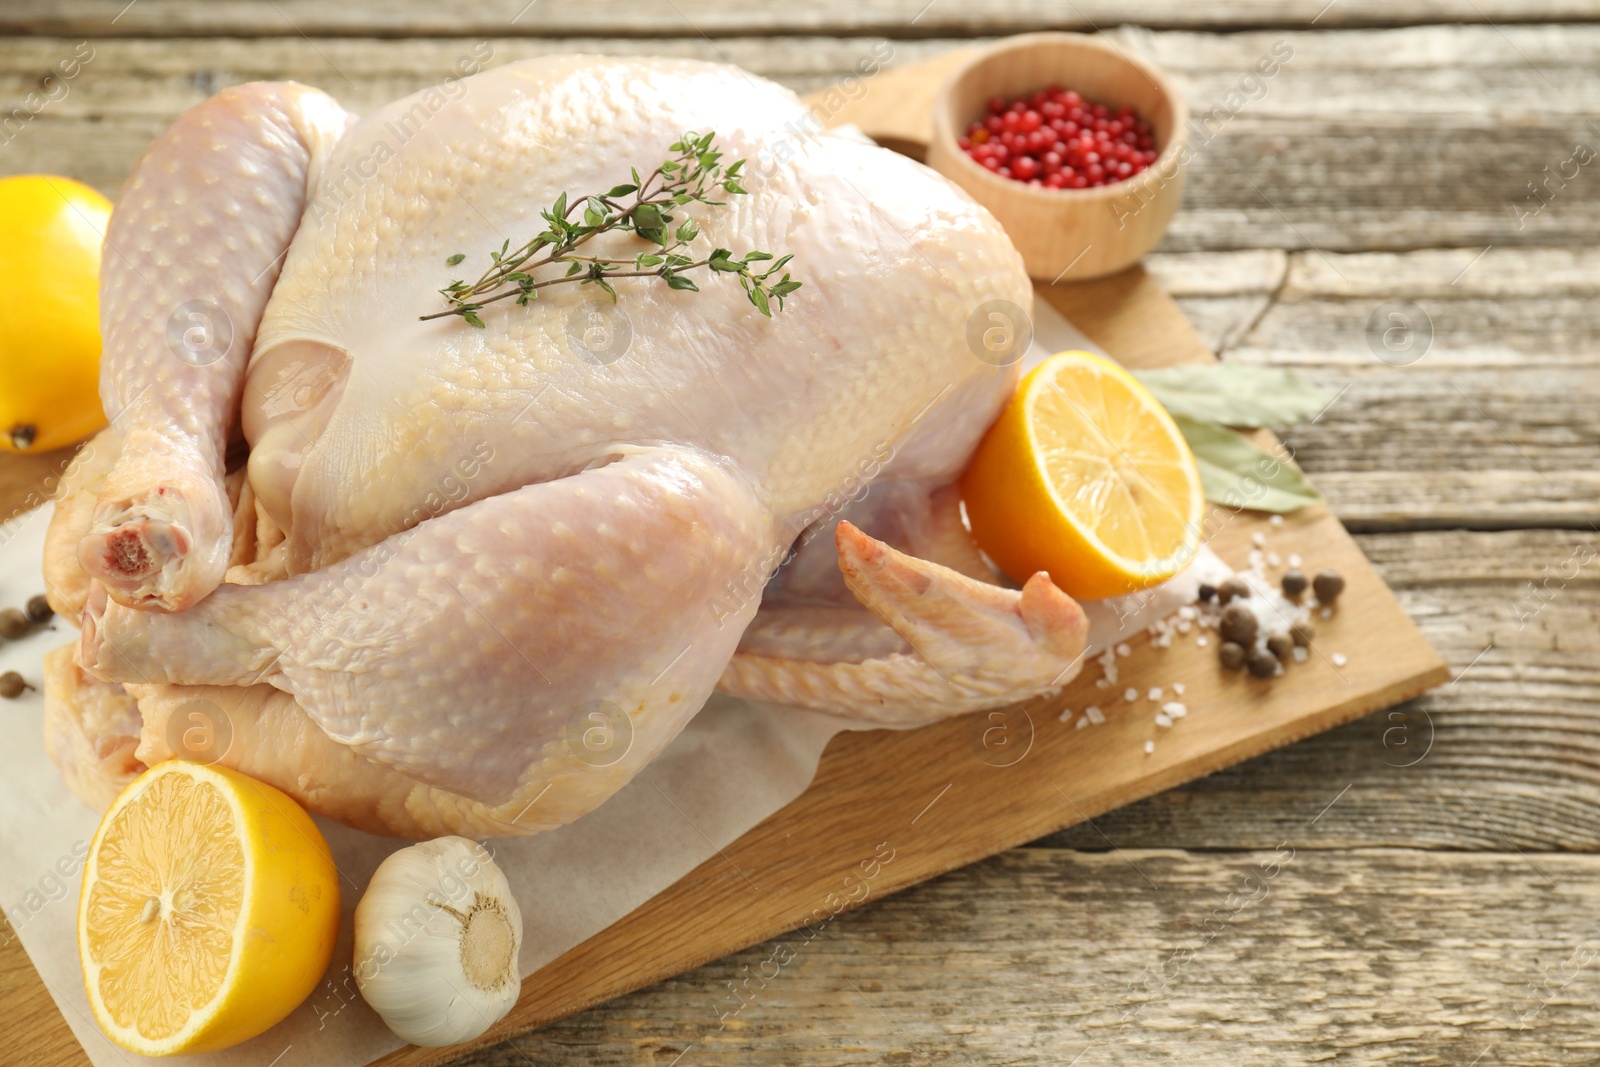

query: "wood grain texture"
(1046, 527), (1600, 853)
(0, 268), (1447, 1067)
(923, 34), (1189, 280)
(0, 10), (1575, 1067)
(8, 25), (1600, 250)
(460, 848), (1600, 1067)
(8, 0), (1600, 38)
(350, 259), (1442, 1065)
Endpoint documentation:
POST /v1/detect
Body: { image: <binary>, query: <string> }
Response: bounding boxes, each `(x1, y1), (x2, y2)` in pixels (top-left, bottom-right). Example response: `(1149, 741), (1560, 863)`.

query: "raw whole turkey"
(42, 55), (1089, 838)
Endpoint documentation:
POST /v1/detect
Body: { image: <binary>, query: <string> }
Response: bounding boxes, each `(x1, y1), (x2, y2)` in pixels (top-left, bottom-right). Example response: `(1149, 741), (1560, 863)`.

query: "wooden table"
(4, 2), (1597, 1063)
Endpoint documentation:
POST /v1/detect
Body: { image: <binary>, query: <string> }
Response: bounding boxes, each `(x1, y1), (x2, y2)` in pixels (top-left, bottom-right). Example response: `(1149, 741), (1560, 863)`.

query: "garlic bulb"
(353, 836), (523, 1047)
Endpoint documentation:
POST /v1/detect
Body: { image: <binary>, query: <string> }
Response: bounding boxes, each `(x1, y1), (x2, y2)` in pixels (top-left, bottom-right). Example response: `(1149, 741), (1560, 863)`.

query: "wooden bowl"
(926, 33), (1189, 283)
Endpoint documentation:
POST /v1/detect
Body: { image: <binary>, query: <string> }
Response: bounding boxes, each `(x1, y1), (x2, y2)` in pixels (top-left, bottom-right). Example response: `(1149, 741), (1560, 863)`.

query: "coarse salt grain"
(1321, 607), (1334, 619)
(1331, 652), (1348, 667)
(1144, 740), (1155, 754)
(1155, 713), (1173, 728)
(1058, 706), (1075, 723)
(1148, 686), (1163, 701)
(1124, 687), (1139, 702)
(1096, 678), (1110, 689)
(1177, 620), (1192, 634)
(1162, 701), (1187, 718)
(1292, 646), (1309, 663)
(1116, 643), (1132, 657)
(1288, 553), (1302, 568)
(1270, 514), (1284, 526)
(1173, 682), (1185, 695)
(1076, 716), (1090, 730)
(1267, 551), (1282, 567)
(1252, 531), (1266, 548)
(1196, 636), (1209, 647)
(1086, 706), (1105, 724)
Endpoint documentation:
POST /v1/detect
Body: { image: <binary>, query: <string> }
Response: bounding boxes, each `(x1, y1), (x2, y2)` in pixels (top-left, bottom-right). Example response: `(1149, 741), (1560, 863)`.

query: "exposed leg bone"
(81, 445), (777, 836)
(43, 426), (124, 620)
(77, 83), (351, 612)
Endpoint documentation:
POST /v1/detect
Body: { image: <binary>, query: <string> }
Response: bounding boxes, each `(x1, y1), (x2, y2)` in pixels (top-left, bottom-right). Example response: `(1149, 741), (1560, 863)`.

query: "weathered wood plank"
(12, 25), (1600, 120)
(1040, 528), (1600, 853)
(1140, 248), (1600, 528)
(447, 848), (1600, 1066)
(5, 26), (1600, 250)
(7, 0), (1600, 39)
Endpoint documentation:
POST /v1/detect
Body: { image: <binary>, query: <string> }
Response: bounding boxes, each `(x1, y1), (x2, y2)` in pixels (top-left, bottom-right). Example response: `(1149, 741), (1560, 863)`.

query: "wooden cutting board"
(0, 49), (1448, 1067)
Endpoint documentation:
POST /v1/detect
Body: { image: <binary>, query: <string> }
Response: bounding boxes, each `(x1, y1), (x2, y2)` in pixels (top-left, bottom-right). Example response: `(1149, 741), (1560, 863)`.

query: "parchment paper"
(0, 302), (1219, 1066)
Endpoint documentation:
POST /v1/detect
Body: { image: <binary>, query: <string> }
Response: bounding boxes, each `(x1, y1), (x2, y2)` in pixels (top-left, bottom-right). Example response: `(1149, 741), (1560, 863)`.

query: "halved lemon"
(78, 761), (341, 1056)
(960, 350), (1203, 600)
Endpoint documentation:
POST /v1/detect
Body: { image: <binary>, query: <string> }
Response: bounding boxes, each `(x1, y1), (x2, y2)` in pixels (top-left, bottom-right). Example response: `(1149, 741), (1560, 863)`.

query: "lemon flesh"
(79, 762), (340, 1056)
(961, 350), (1204, 600)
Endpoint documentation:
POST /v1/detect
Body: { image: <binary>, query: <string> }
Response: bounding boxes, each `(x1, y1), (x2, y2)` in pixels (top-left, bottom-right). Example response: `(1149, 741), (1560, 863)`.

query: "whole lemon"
(0, 174), (111, 453)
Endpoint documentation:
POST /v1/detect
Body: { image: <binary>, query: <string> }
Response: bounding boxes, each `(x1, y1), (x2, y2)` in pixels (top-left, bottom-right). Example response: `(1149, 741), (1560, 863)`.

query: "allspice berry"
(0, 671), (27, 699)
(0, 608), (28, 641)
(1266, 633), (1295, 661)
(1313, 570), (1346, 605)
(1219, 641), (1247, 670)
(1281, 570), (1308, 600)
(1219, 602), (1259, 647)
(1247, 649), (1280, 678)
(25, 594), (53, 625)
(1291, 621), (1314, 647)
(1217, 576), (1251, 605)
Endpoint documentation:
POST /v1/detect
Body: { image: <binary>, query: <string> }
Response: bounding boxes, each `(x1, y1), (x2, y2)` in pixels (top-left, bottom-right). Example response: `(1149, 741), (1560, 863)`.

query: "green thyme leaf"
(422, 131), (797, 324)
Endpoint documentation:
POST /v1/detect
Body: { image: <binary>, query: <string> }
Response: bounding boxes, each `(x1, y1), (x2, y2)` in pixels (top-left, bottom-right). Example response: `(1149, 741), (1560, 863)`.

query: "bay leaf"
(1136, 364), (1332, 428)
(1174, 415), (1321, 514)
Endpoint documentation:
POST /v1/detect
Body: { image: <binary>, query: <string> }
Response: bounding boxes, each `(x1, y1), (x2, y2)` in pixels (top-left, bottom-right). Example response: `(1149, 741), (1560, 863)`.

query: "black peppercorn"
(1197, 583), (1216, 603)
(1313, 570), (1345, 605)
(1217, 576), (1251, 605)
(0, 608), (27, 641)
(1280, 570), (1308, 600)
(1247, 649), (1279, 678)
(1219, 642), (1247, 670)
(1219, 602), (1259, 647)
(25, 594), (53, 625)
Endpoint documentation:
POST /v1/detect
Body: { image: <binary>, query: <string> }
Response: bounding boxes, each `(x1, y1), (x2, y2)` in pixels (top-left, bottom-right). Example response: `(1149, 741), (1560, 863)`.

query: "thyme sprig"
(422, 131), (800, 327)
